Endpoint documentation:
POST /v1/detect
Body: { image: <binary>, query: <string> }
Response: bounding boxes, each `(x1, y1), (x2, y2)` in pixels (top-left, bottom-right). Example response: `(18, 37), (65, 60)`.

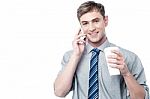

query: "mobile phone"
(79, 28), (86, 44)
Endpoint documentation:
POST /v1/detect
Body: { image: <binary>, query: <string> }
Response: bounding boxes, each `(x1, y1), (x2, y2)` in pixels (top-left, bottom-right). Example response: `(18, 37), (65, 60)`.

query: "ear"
(104, 16), (108, 27)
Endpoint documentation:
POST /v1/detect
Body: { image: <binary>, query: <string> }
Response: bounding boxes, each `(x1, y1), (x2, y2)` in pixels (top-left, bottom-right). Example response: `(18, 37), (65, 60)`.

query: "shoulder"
(109, 43), (141, 65)
(109, 43), (138, 59)
(115, 45), (143, 72)
(118, 46), (139, 61)
(62, 50), (73, 61)
(60, 50), (73, 65)
(63, 50), (73, 57)
(114, 45), (143, 71)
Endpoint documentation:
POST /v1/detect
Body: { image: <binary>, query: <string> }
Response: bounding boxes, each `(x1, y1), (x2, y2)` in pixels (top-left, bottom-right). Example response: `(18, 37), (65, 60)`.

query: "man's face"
(80, 11), (108, 46)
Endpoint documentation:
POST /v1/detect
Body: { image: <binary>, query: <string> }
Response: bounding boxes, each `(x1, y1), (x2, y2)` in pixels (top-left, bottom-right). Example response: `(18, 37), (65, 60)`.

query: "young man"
(54, 1), (149, 99)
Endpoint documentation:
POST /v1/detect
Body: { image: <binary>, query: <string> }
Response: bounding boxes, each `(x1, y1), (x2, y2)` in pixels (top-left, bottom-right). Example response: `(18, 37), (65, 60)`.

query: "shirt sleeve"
(127, 54), (149, 99)
(59, 51), (75, 91)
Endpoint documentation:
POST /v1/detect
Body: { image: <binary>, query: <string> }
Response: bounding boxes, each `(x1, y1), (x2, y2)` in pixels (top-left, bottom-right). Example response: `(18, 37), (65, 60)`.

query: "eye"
(82, 22), (88, 26)
(94, 19), (100, 23)
(92, 18), (101, 24)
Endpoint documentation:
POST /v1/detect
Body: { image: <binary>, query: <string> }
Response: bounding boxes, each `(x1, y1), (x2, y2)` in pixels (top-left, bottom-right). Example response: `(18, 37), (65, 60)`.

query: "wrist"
(122, 72), (132, 78)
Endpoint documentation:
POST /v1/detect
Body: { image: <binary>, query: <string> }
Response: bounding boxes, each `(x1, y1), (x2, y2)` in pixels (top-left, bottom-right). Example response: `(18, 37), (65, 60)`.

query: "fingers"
(111, 50), (123, 57)
(106, 50), (125, 69)
(106, 49), (130, 75)
(107, 54), (122, 60)
(75, 29), (81, 37)
(109, 64), (125, 70)
(74, 39), (86, 45)
(74, 29), (86, 45)
(107, 59), (125, 69)
(75, 33), (86, 40)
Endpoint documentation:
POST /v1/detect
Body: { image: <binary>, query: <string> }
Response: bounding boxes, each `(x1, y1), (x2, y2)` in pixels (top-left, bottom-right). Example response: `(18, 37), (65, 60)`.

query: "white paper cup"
(104, 47), (120, 75)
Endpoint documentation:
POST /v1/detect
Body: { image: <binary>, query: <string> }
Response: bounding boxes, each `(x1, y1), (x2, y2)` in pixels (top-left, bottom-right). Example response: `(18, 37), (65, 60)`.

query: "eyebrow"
(81, 17), (101, 23)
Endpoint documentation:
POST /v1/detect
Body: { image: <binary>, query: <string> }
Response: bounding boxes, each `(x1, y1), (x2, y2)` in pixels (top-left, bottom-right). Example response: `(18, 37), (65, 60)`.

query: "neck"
(88, 35), (107, 48)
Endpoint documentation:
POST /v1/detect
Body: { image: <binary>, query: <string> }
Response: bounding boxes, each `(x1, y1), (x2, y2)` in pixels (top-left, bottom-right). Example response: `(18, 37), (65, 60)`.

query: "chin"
(90, 38), (100, 42)
(88, 40), (99, 44)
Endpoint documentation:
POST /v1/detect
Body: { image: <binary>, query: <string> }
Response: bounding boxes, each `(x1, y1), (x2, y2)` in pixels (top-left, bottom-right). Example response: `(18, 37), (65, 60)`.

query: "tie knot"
(92, 48), (100, 55)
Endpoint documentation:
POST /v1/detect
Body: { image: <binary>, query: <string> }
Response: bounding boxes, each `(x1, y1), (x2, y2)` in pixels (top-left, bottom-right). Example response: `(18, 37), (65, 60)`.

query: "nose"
(89, 23), (96, 32)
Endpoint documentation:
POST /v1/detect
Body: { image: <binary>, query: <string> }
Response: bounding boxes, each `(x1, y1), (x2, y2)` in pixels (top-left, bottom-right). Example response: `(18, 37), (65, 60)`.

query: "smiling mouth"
(89, 31), (99, 36)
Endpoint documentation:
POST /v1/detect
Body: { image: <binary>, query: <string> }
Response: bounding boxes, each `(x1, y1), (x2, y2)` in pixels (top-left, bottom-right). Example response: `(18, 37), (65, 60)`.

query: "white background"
(0, 0), (150, 99)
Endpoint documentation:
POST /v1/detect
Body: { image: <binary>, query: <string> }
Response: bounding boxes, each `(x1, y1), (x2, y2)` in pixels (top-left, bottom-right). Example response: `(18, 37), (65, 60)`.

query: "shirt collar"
(85, 39), (111, 54)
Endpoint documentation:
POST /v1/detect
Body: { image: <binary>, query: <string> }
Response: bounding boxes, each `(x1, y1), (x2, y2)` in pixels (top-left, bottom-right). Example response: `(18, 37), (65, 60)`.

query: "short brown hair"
(77, 1), (105, 21)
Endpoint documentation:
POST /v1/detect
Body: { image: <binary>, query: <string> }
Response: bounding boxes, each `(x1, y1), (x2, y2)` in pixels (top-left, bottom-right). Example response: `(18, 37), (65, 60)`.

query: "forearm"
(54, 53), (81, 97)
(123, 73), (145, 99)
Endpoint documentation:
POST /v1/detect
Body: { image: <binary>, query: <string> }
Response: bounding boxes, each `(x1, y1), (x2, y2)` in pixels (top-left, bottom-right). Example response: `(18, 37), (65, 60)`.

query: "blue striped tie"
(88, 48), (100, 99)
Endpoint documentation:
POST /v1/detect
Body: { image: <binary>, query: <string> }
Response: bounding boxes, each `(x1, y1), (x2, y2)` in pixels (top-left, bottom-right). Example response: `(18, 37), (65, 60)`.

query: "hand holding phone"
(79, 28), (86, 44)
